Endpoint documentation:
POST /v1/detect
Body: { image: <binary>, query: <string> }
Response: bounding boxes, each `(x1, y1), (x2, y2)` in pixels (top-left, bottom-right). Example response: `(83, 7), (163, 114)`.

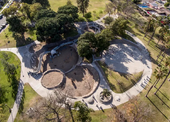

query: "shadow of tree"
(0, 86), (8, 104)
(66, 66), (86, 82)
(18, 89), (25, 114)
(8, 75), (19, 100)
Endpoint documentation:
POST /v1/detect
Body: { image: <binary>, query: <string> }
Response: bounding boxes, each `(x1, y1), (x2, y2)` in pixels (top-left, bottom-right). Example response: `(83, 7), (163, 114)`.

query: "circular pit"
(41, 69), (65, 89)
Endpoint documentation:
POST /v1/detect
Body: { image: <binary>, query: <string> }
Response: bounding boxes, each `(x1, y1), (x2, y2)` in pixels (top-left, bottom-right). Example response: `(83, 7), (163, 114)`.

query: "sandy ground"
(41, 71), (64, 88)
(84, 27), (95, 33)
(29, 43), (45, 53)
(56, 66), (99, 97)
(41, 46), (78, 72)
(102, 43), (144, 74)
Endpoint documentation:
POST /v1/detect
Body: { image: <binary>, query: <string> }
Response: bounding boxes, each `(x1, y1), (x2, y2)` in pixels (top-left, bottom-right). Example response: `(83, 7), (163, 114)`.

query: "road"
(0, 16), (6, 25)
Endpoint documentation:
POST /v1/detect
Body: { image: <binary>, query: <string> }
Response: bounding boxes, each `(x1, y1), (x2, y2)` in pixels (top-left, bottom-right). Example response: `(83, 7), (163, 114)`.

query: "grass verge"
(98, 61), (143, 93)
(14, 83), (41, 122)
(0, 51), (21, 122)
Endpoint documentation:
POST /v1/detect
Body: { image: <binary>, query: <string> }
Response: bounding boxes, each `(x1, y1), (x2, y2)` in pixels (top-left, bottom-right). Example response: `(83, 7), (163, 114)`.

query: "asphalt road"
(0, 16), (6, 26)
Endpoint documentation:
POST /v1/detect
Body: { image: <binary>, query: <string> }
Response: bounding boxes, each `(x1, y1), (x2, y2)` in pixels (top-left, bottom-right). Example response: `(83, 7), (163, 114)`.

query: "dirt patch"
(29, 43), (45, 53)
(56, 66), (99, 97)
(41, 70), (64, 88)
(41, 46), (78, 72)
(84, 27), (95, 33)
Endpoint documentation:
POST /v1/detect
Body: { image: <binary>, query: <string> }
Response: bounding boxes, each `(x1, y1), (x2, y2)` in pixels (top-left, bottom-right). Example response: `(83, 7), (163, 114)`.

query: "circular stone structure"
(41, 69), (65, 89)
(41, 45), (78, 73)
(82, 23), (104, 34)
(55, 65), (99, 98)
(99, 91), (113, 103)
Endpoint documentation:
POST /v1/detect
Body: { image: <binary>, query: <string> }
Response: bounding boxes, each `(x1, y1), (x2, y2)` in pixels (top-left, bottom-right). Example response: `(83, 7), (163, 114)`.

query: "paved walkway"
(0, 14), (152, 121)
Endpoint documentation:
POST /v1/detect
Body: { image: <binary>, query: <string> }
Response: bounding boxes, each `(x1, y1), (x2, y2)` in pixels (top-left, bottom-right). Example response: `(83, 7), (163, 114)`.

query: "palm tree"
(148, 20), (158, 45)
(155, 57), (170, 94)
(146, 66), (166, 97)
(102, 89), (111, 98)
(144, 18), (153, 38)
(154, 66), (167, 88)
(156, 26), (168, 47)
(156, 33), (170, 61)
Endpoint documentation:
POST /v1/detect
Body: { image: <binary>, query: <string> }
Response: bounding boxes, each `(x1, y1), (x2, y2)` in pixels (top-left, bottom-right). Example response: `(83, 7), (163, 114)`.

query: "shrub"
(84, 12), (92, 19)
(77, 17), (86, 22)
(104, 16), (114, 25)
(164, 2), (170, 7)
(99, 10), (103, 14)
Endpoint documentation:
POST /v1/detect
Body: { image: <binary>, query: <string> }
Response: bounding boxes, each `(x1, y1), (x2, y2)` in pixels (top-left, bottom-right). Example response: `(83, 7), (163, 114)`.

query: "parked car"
(1, 24), (6, 29)
(0, 14), (3, 19)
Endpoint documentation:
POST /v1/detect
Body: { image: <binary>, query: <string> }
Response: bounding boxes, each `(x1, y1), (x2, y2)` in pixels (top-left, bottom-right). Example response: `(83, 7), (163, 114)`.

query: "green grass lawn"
(0, 27), (37, 48)
(49, 0), (109, 21)
(98, 61), (143, 93)
(0, 51), (21, 122)
(14, 83), (41, 122)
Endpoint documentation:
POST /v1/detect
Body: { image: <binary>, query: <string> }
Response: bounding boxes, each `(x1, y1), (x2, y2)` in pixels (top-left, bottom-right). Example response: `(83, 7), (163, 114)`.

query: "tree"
(6, 16), (26, 34)
(77, 32), (96, 59)
(67, 0), (72, 5)
(146, 66), (166, 97)
(164, 2), (170, 7)
(95, 33), (110, 54)
(156, 26), (168, 47)
(2, 3), (18, 17)
(33, 90), (73, 122)
(100, 28), (114, 41)
(20, 3), (31, 20)
(148, 20), (159, 45)
(104, 16), (114, 25)
(109, 17), (128, 37)
(36, 17), (61, 43)
(77, 0), (89, 17)
(155, 57), (170, 94)
(34, 9), (56, 21)
(22, 0), (50, 8)
(144, 18), (154, 38)
(36, 13), (74, 43)
(101, 89), (111, 98)
(123, 97), (154, 122)
(77, 32), (109, 59)
(74, 101), (94, 122)
(29, 3), (43, 21)
(57, 5), (79, 21)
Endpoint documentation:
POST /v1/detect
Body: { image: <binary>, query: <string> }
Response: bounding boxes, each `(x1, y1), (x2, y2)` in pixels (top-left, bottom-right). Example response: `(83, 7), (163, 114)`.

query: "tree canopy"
(6, 15), (26, 34)
(77, 32), (109, 59)
(109, 17), (128, 37)
(77, 0), (89, 16)
(22, 0), (50, 8)
(34, 9), (56, 21)
(36, 13), (74, 43)
(74, 101), (94, 122)
(57, 5), (78, 21)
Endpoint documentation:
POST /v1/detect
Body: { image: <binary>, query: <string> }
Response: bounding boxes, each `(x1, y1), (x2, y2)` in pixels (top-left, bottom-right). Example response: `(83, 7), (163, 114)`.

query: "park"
(0, 0), (170, 122)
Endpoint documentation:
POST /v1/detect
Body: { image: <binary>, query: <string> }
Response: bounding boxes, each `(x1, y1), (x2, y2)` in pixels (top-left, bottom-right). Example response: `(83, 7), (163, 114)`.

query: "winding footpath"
(0, 15), (152, 121)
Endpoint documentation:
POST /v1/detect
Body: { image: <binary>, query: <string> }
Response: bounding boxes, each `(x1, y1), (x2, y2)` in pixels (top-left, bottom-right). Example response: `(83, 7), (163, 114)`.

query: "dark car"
(0, 14), (3, 19)
(1, 24), (6, 29)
